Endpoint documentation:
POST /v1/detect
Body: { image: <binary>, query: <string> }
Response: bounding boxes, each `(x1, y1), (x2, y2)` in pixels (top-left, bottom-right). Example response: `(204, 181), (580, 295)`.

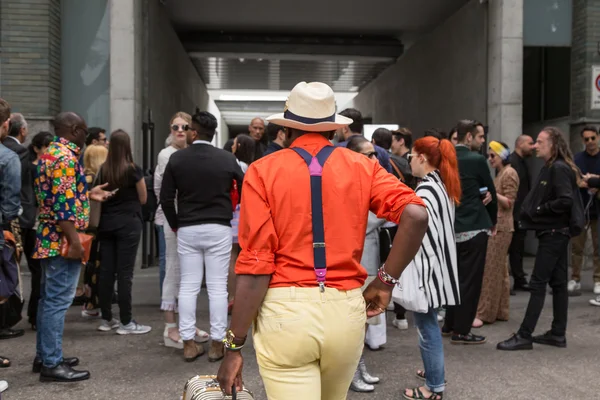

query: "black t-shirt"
(98, 164), (144, 231)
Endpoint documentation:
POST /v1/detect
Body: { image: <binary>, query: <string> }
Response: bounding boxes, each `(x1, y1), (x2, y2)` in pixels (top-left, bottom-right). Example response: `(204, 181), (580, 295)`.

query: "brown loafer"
(183, 340), (204, 362)
(208, 340), (224, 362)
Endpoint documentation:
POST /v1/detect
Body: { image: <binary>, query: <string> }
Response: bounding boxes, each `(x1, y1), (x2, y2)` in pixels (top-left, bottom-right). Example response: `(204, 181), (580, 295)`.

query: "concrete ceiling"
(165, 0), (469, 36)
(163, 0), (470, 130)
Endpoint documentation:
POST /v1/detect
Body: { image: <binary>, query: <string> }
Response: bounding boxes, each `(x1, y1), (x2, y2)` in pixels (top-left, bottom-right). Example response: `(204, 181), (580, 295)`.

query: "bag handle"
(390, 159), (405, 182)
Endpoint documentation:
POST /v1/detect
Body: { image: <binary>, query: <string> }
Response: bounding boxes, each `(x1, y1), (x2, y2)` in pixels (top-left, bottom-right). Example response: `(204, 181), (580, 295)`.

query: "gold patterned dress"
(476, 165), (519, 323)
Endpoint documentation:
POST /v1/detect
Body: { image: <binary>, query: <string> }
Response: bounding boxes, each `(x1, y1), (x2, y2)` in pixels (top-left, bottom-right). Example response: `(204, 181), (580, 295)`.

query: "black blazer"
(2, 137), (36, 228)
(160, 142), (244, 230)
(454, 145), (498, 233)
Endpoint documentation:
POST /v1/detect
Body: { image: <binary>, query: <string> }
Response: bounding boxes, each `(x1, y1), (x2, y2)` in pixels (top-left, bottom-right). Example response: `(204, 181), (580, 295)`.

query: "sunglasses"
(361, 151), (378, 159)
(171, 124), (190, 132)
(584, 136), (597, 142)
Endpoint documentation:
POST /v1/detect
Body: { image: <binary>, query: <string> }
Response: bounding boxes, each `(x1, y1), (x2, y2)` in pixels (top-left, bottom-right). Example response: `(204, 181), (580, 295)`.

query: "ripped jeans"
(413, 308), (446, 393)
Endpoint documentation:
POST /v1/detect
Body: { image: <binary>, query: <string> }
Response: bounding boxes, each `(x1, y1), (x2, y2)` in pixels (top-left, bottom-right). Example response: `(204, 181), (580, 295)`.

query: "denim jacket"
(0, 144), (21, 249)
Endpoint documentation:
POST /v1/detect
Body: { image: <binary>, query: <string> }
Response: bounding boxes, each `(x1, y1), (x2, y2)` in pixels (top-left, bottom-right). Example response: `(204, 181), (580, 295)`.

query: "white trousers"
(161, 226), (180, 311)
(177, 224), (231, 341)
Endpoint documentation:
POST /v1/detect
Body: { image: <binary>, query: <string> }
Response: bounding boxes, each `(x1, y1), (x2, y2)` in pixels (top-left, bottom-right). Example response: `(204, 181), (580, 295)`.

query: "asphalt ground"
(2, 257), (599, 399)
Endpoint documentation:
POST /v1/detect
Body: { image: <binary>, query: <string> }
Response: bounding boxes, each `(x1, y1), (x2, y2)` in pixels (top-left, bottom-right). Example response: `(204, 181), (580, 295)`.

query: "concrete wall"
(144, 0), (213, 161)
(348, 0), (488, 135)
(0, 0), (61, 133)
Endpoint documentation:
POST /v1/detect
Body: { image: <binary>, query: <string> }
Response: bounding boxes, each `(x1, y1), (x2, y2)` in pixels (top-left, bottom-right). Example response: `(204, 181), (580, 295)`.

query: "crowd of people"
(0, 79), (594, 398)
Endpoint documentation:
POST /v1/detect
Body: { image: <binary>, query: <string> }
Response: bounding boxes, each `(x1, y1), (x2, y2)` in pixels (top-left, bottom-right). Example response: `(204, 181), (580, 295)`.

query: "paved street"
(2, 257), (600, 399)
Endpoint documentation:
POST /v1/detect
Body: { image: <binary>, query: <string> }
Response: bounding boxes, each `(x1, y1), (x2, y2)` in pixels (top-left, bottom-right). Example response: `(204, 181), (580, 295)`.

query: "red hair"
(413, 137), (462, 205)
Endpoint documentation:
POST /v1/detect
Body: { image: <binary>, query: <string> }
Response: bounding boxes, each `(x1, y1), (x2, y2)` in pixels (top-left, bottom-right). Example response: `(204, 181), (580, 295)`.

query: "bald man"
(33, 112), (114, 383)
(508, 134), (534, 292)
(249, 117), (267, 161)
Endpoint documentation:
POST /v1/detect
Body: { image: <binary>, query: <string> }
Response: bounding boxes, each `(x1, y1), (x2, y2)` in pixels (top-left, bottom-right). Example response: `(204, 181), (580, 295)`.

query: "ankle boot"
(183, 340), (204, 362)
(358, 357), (380, 384)
(208, 340), (225, 362)
(350, 369), (375, 392)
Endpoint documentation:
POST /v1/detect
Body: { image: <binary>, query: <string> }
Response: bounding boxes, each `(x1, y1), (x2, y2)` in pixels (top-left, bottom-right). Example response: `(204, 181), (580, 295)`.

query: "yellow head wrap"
(489, 141), (510, 161)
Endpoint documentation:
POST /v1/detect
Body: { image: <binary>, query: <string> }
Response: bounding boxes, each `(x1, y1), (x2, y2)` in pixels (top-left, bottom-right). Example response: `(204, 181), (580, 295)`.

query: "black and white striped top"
(412, 170), (460, 308)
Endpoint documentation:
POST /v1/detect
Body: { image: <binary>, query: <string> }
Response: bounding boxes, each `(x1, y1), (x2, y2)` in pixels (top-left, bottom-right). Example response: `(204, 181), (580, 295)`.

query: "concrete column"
(487, 0), (524, 149)
(570, 0), (600, 148)
(109, 0), (143, 160)
(0, 0), (61, 133)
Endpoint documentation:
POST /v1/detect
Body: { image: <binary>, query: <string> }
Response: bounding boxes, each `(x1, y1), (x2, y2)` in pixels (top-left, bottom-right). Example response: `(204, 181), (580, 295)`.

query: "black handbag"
(0, 231), (20, 301)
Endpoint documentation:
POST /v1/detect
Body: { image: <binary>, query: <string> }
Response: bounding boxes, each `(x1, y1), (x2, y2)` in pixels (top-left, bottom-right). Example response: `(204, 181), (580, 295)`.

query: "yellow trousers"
(253, 287), (366, 400)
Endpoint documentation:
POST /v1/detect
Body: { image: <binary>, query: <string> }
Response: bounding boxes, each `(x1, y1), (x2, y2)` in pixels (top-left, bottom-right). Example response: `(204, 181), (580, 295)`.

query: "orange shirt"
(235, 134), (425, 290)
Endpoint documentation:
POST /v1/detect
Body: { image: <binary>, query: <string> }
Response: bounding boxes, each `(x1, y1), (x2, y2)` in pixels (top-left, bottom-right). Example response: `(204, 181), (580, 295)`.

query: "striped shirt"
(412, 170), (460, 308)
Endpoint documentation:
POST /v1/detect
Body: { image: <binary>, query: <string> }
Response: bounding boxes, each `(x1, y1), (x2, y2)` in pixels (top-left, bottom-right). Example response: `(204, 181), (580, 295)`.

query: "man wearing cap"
(217, 82), (428, 399)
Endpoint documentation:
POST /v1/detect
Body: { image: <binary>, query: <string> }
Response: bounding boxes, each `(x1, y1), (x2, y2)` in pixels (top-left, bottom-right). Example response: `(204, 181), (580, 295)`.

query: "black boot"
(532, 331), (566, 348)
(497, 333), (533, 351)
(33, 356), (79, 373)
(39, 363), (90, 383)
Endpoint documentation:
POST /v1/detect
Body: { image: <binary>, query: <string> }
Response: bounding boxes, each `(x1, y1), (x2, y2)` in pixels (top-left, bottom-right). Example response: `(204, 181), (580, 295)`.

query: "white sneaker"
(392, 318), (408, 330)
(81, 308), (101, 319)
(590, 296), (600, 307)
(0, 380), (7, 393)
(567, 280), (581, 292)
(97, 318), (120, 332)
(594, 282), (600, 295)
(116, 321), (152, 335)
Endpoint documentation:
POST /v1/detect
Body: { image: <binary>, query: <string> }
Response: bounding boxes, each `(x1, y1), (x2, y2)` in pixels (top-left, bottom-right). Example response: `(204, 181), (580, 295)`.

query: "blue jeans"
(155, 225), (166, 297)
(413, 308), (445, 393)
(36, 256), (82, 368)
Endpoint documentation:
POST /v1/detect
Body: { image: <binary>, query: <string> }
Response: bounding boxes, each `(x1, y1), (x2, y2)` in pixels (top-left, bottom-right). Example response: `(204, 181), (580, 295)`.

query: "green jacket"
(455, 145), (498, 233)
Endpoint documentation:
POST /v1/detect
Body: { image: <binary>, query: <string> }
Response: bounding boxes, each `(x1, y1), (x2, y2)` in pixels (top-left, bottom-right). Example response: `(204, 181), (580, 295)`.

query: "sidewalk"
(3, 257), (600, 399)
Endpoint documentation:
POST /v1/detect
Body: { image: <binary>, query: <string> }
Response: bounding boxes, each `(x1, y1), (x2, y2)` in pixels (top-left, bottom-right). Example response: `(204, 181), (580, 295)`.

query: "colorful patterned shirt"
(33, 137), (89, 259)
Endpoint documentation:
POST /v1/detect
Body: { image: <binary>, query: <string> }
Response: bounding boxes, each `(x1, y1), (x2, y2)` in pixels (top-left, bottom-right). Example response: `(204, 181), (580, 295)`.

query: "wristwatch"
(223, 329), (246, 351)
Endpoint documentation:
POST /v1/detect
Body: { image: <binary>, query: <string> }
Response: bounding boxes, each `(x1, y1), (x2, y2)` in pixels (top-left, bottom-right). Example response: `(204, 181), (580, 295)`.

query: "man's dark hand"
(217, 351), (244, 396)
(363, 278), (393, 318)
(65, 240), (84, 261)
(90, 183), (116, 202)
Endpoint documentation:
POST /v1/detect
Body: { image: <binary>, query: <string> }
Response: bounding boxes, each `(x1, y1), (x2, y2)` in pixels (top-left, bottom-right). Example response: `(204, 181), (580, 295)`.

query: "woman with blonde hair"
(79, 144), (109, 318)
(155, 112), (209, 347)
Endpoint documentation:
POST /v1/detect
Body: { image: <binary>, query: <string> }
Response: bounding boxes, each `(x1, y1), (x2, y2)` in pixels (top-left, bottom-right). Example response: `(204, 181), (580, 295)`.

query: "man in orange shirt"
(217, 82), (428, 400)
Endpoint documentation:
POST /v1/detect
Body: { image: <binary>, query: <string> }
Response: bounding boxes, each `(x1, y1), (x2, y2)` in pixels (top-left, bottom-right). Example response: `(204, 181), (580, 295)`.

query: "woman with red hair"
(402, 136), (461, 400)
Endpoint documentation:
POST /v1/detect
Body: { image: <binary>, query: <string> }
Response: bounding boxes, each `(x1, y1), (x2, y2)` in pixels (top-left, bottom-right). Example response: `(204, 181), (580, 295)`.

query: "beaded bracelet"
(377, 265), (399, 286)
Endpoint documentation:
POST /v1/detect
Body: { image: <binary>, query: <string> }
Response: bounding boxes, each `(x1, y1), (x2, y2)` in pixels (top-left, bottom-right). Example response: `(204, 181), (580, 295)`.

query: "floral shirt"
(33, 137), (89, 259)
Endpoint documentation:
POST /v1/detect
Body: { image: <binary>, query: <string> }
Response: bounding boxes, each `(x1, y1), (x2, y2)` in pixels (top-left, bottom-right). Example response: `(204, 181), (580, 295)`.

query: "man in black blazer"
(3, 113), (40, 332)
(443, 120), (497, 345)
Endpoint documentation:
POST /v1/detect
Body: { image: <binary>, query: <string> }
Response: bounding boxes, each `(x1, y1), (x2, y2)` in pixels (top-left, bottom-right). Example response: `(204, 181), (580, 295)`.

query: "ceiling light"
(219, 95), (288, 102)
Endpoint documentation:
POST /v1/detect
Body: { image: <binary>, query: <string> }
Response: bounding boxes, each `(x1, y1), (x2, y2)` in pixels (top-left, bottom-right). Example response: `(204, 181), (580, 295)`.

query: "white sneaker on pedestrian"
(97, 318), (120, 332)
(594, 282), (600, 295)
(590, 296), (600, 307)
(386, 301), (395, 311)
(567, 280), (581, 293)
(0, 380), (7, 393)
(392, 318), (408, 330)
(116, 321), (152, 335)
(81, 308), (101, 319)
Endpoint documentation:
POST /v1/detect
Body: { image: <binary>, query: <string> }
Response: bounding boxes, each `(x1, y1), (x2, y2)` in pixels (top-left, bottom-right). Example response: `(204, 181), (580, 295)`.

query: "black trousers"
(98, 220), (142, 326)
(518, 231), (569, 338)
(508, 222), (528, 285)
(444, 232), (488, 335)
(21, 227), (42, 325)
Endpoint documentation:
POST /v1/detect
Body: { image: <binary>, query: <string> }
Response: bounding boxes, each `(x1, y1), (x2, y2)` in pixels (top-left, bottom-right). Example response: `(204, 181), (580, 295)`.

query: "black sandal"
(416, 370), (447, 384)
(0, 356), (10, 368)
(403, 387), (443, 400)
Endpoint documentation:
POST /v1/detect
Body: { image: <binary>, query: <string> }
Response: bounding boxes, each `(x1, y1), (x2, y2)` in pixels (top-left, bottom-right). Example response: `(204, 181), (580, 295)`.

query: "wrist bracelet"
(223, 340), (245, 352)
(377, 265), (399, 286)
